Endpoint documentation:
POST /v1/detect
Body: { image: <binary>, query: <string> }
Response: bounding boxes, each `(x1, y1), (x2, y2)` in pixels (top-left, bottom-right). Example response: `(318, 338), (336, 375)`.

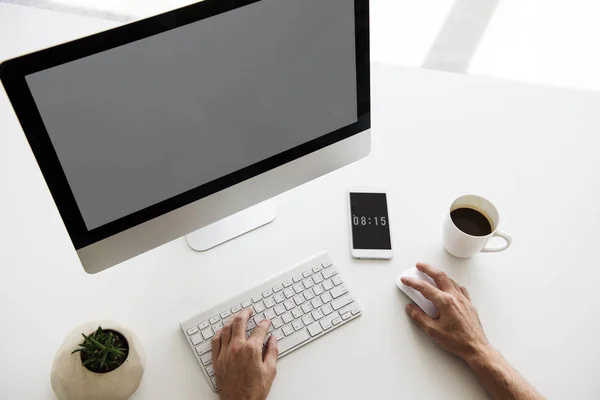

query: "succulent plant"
(72, 326), (129, 373)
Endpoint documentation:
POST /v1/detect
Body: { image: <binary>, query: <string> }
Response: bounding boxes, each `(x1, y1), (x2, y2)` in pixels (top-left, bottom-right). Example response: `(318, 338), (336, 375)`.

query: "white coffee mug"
(443, 194), (512, 258)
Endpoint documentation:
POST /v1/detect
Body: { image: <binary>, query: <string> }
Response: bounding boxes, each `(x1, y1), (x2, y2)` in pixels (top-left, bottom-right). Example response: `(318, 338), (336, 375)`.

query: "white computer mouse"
(396, 267), (439, 318)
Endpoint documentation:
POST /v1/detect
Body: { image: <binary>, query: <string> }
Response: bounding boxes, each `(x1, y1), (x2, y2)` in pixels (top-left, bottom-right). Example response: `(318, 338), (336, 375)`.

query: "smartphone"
(348, 187), (394, 259)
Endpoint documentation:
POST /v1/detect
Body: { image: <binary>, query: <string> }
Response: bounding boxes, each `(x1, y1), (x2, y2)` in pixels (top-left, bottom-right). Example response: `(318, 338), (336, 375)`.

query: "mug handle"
(482, 230), (512, 252)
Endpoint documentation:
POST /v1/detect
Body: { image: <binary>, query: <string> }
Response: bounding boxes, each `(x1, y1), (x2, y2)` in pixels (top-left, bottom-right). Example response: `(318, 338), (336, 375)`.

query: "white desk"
(2, 7), (600, 400)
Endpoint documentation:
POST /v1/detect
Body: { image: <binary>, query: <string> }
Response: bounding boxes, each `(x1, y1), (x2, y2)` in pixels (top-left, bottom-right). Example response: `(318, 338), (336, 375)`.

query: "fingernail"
(405, 304), (412, 313)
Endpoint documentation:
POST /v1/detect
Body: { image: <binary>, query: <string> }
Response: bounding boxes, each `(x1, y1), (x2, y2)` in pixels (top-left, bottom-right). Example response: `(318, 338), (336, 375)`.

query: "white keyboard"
(179, 252), (362, 392)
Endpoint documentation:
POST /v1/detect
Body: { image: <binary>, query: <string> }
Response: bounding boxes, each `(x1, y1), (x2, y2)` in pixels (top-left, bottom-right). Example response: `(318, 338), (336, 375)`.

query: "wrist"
(464, 342), (497, 370)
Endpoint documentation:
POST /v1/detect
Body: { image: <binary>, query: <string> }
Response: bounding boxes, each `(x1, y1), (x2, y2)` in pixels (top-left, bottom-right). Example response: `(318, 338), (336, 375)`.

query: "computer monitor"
(0, 0), (370, 274)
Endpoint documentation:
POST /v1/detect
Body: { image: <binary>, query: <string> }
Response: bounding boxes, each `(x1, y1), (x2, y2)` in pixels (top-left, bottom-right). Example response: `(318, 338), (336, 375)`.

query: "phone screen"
(349, 192), (392, 250)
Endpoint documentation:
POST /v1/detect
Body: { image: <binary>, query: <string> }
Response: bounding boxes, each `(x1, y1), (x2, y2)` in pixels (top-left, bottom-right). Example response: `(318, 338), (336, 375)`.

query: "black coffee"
(450, 207), (492, 236)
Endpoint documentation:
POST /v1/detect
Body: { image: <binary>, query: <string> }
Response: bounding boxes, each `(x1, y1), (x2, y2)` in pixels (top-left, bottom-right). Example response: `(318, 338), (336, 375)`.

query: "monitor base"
(185, 201), (276, 251)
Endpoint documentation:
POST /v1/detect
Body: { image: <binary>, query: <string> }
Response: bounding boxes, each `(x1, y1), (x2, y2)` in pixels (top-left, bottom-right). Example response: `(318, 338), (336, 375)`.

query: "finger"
(459, 285), (471, 300)
(211, 329), (222, 360)
(405, 304), (437, 334)
(220, 322), (233, 348)
(263, 335), (279, 369)
(250, 319), (271, 343)
(232, 308), (252, 341)
(415, 262), (455, 291)
(401, 276), (445, 308)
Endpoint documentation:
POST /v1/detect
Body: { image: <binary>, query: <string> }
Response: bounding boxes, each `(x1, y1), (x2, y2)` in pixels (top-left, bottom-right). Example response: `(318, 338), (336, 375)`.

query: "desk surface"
(2, 8), (600, 400)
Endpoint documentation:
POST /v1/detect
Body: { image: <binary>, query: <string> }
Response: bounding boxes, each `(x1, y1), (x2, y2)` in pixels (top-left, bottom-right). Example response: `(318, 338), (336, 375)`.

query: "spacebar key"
(277, 329), (310, 355)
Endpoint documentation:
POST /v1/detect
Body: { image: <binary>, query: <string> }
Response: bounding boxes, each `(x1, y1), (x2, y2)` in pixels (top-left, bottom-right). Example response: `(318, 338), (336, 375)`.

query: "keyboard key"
(330, 284), (348, 299)
(253, 313), (266, 325)
(322, 268), (337, 279)
(293, 276), (303, 283)
(302, 278), (314, 289)
(332, 276), (343, 286)
(322, 279), (334, 291)
(262, 289), (273, 298)
(282, 324), (294, 336)
(301, 303), (313, 314)
(311, 298), (323, 309)
(321, 293), (333, 303)
(252, 295), (263, 303)
(187, 326), (199, 336)
(332, 294), (354, 311)
(278, 329), (310, 353)
(284, 288), (295, 298)
(312, 310), (324, 320)
(332, 317), (342, 325)
(268, 324), (274, 333)
(312, 272), (324, 284)
(293, 283), (304, 294)
(246, 319), (256, 331)
(321, 304), (333, 315)
(291, 306), (303, 318)
(292, 319), (303, 331)
(272, 316), (283, 328)
(303, 290), (315, 301)
(254, 301), (266, 313)
(212, 322), (224, 333)
(191, 333), (203, 345)
(283, 280), (293, 288)
(282, 312), (294, 324)
(293, 295), (305, 306)
(210, 377), (218, 389)
(274, 293), (285, 303)
(198, 321), (210, 330)
(312, 264), (323, 273)
(242, 300), (253, 308)
(273, 329), (284, 340)
(307, 322), (323, 337)
(274, 304), (286, 315)
(230, 305), (242, 314)
(265, 308), (277, 319)
(209, 315), (220, 325)
(200, 352), (213, 366)
(313, 284), (324, 296)
(352, 306), (362, 315)
(302, 270), (313, 278)
(302, 315), (314, 326)
(320, 318), (332, 330)
(284, 299), (295, 310)
(264, 297), (276, 308)
(202, 329), (214, 340)
(220, 310), (231, 319)
(339, 303), (355, 316)
(322, 261), (332, 268)
(206, 365), (214, 377)
(196, 341), (212, 356)
(273, 284), (283, 292)
(341, 312), (352, 320)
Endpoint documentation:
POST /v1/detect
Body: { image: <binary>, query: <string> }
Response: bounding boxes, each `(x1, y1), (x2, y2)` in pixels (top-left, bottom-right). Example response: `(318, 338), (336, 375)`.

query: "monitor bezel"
(0, 0), (370, 250)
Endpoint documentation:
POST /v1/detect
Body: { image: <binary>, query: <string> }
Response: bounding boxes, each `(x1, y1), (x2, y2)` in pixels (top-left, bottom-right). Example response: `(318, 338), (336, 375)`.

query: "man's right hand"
(400, 262), (490, 363)
(402, 263), (545, 400)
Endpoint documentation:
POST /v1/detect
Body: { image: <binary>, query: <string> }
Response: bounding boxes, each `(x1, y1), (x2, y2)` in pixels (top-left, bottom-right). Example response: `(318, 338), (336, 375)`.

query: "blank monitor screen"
(24, 0), (358, 231)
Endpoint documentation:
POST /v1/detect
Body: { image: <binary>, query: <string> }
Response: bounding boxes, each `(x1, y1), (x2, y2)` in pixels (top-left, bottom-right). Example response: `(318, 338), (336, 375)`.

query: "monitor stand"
(185, 200), (276, 251)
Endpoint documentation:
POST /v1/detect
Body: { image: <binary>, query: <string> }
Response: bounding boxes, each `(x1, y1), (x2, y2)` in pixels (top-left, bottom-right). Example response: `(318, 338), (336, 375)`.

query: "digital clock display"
(349, 192), (391, 250)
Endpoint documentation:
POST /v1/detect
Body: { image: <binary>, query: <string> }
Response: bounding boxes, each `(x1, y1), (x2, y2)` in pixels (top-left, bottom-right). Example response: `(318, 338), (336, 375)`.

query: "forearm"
(466, 346), (544, 400)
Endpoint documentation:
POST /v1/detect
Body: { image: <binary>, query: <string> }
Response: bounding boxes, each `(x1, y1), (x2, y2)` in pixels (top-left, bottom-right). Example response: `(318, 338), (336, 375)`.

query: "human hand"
(401, 263), (490, 363)
(211, 308), (278, 400)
